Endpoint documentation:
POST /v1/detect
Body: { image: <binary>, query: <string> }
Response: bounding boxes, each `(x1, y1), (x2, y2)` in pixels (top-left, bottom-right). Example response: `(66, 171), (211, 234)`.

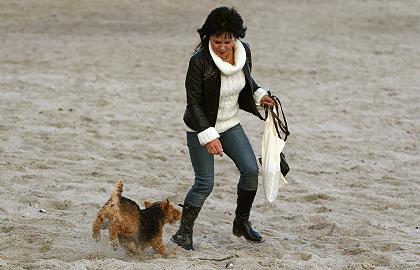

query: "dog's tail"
(92, 180), (124, 240)
(111, 180), (124, 204)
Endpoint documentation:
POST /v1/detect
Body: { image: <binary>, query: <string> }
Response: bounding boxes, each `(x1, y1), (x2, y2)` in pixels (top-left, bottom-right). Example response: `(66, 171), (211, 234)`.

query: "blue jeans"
(185, 124), (259, 207)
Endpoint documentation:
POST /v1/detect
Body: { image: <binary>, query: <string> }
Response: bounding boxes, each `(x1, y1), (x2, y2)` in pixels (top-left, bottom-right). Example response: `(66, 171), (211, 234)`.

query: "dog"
(92, 180), (181, 256)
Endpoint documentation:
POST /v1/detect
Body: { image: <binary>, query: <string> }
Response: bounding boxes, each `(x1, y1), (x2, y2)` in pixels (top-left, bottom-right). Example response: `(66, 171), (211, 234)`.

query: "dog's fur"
(92, 180), (181, 255)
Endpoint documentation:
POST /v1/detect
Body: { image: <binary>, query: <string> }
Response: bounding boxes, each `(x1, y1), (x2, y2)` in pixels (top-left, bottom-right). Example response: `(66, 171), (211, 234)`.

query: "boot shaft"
(180, 202), (201, 232)
(235, 189), (257, 221)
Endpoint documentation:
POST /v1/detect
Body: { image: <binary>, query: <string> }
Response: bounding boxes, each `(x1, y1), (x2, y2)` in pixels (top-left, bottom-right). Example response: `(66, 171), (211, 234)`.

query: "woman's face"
(210, 33), (235, 60)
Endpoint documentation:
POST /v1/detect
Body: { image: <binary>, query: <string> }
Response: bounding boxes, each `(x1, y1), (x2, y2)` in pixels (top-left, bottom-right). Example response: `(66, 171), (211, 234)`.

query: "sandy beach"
(0, 0), (419, 269)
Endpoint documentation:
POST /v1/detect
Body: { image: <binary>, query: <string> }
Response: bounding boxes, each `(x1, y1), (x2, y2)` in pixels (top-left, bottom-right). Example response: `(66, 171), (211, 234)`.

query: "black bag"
(266, 92), (290, 177)
(280, 152), (290, 176)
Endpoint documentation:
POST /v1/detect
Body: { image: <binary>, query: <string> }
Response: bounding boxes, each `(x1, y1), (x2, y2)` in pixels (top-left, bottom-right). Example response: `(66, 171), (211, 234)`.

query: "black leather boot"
(171, 202), (201, 250)
(232, 189), (263, 242)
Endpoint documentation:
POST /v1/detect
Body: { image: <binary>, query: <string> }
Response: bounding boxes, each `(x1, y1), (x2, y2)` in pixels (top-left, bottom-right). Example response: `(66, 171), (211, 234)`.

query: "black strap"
(264, 92), (290, 141)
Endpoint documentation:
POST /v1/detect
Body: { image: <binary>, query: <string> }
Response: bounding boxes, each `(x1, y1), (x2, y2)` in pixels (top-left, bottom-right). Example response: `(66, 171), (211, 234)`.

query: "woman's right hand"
(206, 139), (223, 157)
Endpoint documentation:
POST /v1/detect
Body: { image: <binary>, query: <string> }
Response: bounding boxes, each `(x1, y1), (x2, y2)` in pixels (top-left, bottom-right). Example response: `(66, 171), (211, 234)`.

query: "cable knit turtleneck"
(210, 39), (246, 135)
(192, 40), (268, 146)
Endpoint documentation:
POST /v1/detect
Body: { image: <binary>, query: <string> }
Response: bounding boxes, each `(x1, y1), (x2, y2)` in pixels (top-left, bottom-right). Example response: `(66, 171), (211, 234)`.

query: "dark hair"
(196, 7), (247, 51)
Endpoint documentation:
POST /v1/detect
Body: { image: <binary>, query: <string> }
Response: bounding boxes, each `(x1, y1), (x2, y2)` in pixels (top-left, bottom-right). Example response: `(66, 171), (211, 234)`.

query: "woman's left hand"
(260, 95), (274, 107)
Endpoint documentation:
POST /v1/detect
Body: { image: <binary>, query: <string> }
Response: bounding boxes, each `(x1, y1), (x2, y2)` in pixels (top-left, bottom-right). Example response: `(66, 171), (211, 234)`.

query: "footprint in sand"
(303, 193), (335, 202)
(1, 226), (14, 233)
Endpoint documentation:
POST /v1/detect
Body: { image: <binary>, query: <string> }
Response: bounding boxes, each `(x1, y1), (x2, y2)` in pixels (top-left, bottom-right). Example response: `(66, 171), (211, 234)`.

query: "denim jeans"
(184, 124), (259, 207)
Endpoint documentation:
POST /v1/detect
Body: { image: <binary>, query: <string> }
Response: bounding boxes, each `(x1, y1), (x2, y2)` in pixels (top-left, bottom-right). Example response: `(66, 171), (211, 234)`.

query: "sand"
(0, 0), (419, 269)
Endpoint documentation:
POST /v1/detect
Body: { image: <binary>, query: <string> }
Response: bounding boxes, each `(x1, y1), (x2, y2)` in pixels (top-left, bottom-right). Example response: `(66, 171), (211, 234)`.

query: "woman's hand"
(206, 139), (223, 157)
(260, 95), (274, 107)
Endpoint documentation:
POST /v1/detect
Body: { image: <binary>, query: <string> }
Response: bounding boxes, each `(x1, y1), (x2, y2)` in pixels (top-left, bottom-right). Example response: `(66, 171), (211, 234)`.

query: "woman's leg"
(219, 124), (262, 242)
(184, 132), (215, 207)
(219, 124), (258, 191)
(172, 132), (215, 250)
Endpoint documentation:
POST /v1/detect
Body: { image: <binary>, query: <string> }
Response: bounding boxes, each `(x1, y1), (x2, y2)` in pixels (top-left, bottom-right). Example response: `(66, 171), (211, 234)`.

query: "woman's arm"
(185, 56), (220, 145)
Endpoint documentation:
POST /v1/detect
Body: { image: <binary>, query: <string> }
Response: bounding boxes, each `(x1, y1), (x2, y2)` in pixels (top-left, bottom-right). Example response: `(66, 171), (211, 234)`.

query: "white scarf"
(208, 39), (246, 75)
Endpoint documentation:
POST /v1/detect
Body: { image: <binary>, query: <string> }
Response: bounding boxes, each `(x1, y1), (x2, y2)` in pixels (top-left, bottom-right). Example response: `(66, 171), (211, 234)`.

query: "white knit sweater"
(190, 40), (268, 145)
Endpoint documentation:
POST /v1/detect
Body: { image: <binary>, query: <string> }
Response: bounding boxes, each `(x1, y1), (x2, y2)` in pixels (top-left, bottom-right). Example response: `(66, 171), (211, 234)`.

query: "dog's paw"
(111, 240), (120, 251)
(164, 251), (176, 257)
(158, 250), (176, 257)
(92, 231), (101, 241)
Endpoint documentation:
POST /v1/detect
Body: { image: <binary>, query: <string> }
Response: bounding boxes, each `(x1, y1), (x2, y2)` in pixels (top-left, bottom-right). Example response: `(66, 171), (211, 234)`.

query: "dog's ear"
(164, 199), (170, 209)
(144, 201), (152, 208)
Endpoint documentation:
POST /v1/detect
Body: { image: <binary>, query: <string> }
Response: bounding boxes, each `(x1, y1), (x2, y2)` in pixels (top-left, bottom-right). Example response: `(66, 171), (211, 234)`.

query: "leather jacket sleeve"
(184, 56), (211, 132)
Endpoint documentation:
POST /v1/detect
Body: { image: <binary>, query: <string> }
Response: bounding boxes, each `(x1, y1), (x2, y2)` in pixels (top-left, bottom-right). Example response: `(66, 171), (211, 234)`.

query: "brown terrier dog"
(92, 180), (181, 256)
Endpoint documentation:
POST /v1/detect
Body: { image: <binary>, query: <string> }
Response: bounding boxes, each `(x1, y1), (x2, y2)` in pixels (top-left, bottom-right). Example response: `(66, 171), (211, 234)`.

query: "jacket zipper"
(203, 71), (216, 80)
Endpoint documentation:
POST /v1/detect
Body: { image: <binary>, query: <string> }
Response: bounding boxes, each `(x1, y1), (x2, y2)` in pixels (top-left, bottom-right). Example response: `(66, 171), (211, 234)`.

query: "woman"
(172, 6), (274, 250)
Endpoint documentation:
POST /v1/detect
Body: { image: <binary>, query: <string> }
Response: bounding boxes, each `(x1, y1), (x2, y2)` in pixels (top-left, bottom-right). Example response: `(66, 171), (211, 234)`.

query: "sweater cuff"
(253, 88), (268, 105)
(197, 127), (220, 146)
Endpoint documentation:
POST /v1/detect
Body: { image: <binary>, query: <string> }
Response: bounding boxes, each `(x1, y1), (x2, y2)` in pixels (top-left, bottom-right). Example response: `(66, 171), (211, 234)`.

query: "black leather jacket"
(183, 41), (265, 133)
